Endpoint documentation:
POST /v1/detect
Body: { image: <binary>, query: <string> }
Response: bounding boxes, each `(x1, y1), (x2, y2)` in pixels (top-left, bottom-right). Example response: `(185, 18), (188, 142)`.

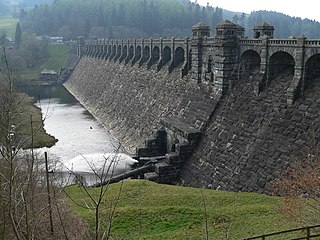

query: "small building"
(49, 36), (64, 44)
(192, 22), (211, 37)
(253, 22), (275, 39)
(216, 20), (245, 38)
(3, 37), (14, 48)
(40, 69), (58, 81)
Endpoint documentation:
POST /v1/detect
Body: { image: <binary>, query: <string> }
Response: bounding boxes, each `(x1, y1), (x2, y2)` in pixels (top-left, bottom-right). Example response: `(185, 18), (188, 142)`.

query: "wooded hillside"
(15, 0), (320, 39)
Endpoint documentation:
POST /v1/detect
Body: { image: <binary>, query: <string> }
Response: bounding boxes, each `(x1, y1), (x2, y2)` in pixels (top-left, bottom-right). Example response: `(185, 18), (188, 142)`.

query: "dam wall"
(180, 70), (320, 193)
(65, 20), (320, 193)
(66, 56), (320, 193)
(65, 57), (218, 153)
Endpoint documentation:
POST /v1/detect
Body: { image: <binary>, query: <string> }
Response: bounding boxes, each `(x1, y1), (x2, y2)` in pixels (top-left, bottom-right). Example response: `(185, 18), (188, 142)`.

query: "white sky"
(192, 0), (320, 22)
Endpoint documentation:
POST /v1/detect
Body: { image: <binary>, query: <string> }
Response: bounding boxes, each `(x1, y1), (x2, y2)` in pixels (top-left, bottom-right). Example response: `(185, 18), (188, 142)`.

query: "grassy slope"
(18, 94), (57, 148)
(22, 44), (69, 81)
(16, 43), (68, 147)
(65, 180), (298, 240)
(0, 16), (18, 38)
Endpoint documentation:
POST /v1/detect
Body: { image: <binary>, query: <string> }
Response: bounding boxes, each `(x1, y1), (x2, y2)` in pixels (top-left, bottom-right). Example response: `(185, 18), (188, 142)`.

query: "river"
(21, 84), (137, 185)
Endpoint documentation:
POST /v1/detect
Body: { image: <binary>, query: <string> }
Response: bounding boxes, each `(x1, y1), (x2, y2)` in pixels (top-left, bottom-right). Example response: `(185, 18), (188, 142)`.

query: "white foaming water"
(35, 97), (135, 185)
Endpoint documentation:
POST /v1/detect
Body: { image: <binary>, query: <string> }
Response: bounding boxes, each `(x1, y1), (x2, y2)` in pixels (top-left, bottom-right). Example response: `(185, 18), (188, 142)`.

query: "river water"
(21, 84), (136, 185)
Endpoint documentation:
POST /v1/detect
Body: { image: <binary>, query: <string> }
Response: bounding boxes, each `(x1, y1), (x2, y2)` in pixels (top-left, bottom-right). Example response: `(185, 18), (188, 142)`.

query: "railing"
(305, 40), (320, 46)
(239, 39), (263, 44)
(85, 37), (189, 46)
(268, 39), (297, 45)
(243, 224), (320, 240)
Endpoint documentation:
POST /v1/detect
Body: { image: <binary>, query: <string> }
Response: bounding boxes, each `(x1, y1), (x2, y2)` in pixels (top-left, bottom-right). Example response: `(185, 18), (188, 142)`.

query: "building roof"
(216, 20), (239, 29)
(192, 22), (210, 30)
(41, 69), (57, 75)
(253, 22), (275, 30)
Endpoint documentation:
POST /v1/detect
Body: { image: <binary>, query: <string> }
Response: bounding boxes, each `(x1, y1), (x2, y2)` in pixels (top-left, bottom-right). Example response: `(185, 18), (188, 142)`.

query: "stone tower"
(191, 22), (211, 83)
(253, 22), (275, 39)
(77, 36), (85, 58)
(213, 20), (242, 94)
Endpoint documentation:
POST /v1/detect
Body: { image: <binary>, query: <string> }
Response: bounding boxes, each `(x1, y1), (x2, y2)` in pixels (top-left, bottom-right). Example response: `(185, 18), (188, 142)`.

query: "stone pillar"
(157, 38), (163, 71)
(191, 22), (210, 83)
(77, 36), (85, 58)
(181, 37), (190, 77)
(168, 37), (175, 73)
(287, 35), (306, 104)
(147, 38), (153, 68)
(213, 20), (240, 95)
(191, 36), (203, 83)
(254, 36), (269, 95)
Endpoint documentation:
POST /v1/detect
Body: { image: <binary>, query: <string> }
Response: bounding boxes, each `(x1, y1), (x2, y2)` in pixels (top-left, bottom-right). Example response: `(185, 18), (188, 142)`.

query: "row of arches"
(85, 43), (188, 74)
(239, 49), (320, 90)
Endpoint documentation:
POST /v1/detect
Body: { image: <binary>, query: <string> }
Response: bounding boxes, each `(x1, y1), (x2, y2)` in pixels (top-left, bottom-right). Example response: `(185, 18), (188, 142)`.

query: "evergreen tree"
(0, 31), (6, 46)
(14, 22), (22, 49)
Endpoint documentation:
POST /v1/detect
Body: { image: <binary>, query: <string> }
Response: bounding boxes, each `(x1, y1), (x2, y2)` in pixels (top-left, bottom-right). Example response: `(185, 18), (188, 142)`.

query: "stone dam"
(65, 21), (320, 193)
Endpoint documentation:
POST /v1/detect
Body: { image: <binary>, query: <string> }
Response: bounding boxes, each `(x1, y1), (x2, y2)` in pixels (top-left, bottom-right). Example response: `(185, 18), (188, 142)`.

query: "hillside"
(0, 16), (18, 38)
(65, 180), (300, 239)
(18, 0), (320, 39)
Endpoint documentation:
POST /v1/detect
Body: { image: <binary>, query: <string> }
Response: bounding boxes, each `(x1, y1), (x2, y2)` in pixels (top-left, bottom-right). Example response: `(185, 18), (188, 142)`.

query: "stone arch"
(304, 54), (320, 89)
(107, 45), (112, 59)
(173, 47), (185, 67)
(120, 45), (128, 63)
(128, 45), (134, 60)
(111, 45), (116, 59)
(116, 45), (122, 59)
(122, 45), (128, 58)
(97, 45), (103, 58)
(240, 50), (261, 75)
(134, 45), (142, 62)
(152, 46), (160, 62)
(269, 51), (295, 80)
(162, 46), (172, 65)
(142, 46), (150, 63)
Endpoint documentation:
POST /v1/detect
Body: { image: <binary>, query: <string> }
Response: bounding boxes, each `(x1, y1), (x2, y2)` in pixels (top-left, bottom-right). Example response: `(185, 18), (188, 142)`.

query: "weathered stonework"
(65, 58), (217, 153)
(180, 70), (320, 193)
(66, 21), (320, 193)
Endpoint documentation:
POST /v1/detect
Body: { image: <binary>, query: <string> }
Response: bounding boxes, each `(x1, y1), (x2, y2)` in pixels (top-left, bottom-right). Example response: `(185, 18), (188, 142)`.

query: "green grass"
(65, 180), (299, 240)
(22, 44), (69, 81)
(0, 16), (18, 38)
(17, 93), (57, 148)
(42, 44), (70, 73)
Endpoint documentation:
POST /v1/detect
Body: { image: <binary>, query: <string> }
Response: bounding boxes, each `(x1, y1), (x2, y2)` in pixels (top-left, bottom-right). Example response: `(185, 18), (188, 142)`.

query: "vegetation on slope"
(65, 180), (299, 240)
(0, 16), (18, 38)
(19, 0), (320, 39)
(17, 93), (57, 148)
(20, 43), (69, 81)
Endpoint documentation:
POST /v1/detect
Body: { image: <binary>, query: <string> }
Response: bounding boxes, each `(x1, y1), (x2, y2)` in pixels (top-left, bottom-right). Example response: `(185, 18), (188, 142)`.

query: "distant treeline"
(0, 0), (53, 17)
(17, 0), (320, 39)
(247, 11), (320, 38)
(0, 1), (9, 16)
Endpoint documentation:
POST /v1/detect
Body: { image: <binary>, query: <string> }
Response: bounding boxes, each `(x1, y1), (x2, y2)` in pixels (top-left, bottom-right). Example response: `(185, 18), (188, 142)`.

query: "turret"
(191, 22), (211, 83)
(216, 20), (244, 38)
(192, 22), (211, 38)
(253, 22), (275, 39)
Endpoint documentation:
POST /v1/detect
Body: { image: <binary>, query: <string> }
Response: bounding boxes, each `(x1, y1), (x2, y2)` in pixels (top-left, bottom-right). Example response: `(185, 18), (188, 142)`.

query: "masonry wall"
(66, 57), (320, 194)
(65, 57), (217, 153)
(180, 70), (320, 193)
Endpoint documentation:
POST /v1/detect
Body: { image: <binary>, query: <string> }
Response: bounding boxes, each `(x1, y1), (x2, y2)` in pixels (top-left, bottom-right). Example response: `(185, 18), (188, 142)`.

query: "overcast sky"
(192, 0), (320, 22)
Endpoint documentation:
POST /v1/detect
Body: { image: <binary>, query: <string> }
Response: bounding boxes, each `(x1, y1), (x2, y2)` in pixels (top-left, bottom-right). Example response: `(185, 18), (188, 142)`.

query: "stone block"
(166, 153), (181, 165)
(144, 172), (159, 181)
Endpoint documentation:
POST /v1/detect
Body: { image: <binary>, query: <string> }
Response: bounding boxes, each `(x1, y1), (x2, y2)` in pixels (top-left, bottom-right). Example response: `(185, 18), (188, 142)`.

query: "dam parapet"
(67, 20), (320, 193)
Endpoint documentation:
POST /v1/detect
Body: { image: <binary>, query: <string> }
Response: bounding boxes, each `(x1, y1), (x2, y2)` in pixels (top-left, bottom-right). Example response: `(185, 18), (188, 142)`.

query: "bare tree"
(0, 47), (88, 239)
(63, 151), (126, 240)
(272, 131), (320, 226)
